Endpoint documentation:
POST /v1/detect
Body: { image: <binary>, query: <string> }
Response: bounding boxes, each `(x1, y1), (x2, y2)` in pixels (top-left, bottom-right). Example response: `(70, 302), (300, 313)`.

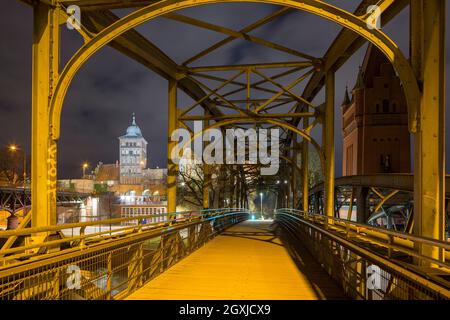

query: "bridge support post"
(31, 3), (59, 236)
(167, 78), (178, 217)
(324, 71), (335, 223)
(302, 117), (309, 212)
(356, 187), (369, 223)
(292, 141), (299, 209)
(235, 171), (240, 208)
(202, 113), (210, 209)
(411, 0), (446, 262)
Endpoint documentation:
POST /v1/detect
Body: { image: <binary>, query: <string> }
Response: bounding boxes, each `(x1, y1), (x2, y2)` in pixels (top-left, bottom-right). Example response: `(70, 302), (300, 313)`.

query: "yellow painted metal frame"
(30, 0), (439, 254)
(48, 0), (420, 140)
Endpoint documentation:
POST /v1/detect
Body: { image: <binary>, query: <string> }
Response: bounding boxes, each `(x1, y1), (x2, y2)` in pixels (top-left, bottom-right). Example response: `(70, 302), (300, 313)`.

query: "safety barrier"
(275, 209), (450, 300)
(0, 208), (249, 300)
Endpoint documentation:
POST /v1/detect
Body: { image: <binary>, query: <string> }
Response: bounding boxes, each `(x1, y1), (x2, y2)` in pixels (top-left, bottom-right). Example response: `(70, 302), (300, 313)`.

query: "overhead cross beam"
(164, 12), (318, 62)
(182, 7), (292, 65)
(294, 0), (409, 114)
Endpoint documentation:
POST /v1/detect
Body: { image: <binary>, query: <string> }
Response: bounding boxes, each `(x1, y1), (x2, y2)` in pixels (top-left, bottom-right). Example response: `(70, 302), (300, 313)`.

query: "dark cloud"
(0, 1), (449, 179)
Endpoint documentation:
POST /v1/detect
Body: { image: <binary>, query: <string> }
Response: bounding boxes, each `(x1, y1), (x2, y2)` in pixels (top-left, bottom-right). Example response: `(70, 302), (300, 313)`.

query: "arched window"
(376, 104), (380, 113)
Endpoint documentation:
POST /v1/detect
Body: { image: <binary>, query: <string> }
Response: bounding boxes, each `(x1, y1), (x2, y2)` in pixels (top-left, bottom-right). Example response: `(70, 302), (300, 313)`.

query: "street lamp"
(82, 163), (89, 178)
(8, 144), (26, 187)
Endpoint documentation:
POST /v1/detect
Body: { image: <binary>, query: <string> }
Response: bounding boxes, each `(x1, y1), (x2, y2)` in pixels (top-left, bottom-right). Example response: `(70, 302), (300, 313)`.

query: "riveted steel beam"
(31, 2), (59, 242)
(412, 0), (446, 263)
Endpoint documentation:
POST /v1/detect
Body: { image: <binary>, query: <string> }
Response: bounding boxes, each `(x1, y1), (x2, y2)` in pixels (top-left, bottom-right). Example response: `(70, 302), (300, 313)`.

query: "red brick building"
(341, 44), (411, 176)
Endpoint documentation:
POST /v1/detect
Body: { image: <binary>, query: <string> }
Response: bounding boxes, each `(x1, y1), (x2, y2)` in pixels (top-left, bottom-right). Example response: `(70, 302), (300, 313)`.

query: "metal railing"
(275, 209), (450, 300)
(0, 208), (249, 300)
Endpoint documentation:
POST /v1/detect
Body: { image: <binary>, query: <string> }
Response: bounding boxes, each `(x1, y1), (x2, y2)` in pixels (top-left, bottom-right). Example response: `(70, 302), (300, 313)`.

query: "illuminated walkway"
(126, 220), (345, 300)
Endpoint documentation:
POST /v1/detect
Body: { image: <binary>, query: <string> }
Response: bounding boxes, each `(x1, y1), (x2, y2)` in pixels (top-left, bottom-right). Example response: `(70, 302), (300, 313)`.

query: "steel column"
(411, 0), (446, 262)
(202, 112), (210, 209)
(356, 187), (369, 223)
(167, 79), (178, 215)
(324, 71), (335, 222)
(292, 141), (298, 209)
(31, 3), (59, 236)
(302, 117), (309, 212)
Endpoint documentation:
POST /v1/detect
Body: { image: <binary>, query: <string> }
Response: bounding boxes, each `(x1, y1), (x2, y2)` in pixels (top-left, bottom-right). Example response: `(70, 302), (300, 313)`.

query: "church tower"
(341, 44), (411, 176)
(118, 113), (147, 184)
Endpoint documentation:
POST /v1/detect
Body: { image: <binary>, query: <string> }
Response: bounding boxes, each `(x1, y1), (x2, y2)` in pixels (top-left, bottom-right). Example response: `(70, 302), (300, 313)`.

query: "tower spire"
(353, 66), (364, 91)
(342, 86), (351, 106)
(132, 112), (136, 125)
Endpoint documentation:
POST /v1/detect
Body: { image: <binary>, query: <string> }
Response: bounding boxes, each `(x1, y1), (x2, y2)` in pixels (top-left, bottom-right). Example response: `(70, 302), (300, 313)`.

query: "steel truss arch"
(177, 117), (325, 173)
(49, 0), (420, 141)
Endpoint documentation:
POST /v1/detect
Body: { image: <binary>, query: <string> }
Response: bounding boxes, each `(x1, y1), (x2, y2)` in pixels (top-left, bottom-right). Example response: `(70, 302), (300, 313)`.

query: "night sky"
(0, 1), (449, 179)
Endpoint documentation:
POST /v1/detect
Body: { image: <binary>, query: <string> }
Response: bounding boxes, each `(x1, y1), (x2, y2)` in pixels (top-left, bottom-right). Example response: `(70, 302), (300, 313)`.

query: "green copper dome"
(124, 113), (142, 137)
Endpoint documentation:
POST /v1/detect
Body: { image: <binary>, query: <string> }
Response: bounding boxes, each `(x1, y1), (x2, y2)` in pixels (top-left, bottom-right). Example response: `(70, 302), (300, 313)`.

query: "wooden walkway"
(126, 220), (345, 300)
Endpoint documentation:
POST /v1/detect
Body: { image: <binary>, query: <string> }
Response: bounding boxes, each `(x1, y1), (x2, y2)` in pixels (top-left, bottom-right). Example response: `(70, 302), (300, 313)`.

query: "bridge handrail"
(0, 208), (249, 265)
(0, 208), (243, 238)
(276, 209), (450, 288)
(275, 209), (450, 299)
(276, 208), (450, 250)
(0, 208), (250, 299)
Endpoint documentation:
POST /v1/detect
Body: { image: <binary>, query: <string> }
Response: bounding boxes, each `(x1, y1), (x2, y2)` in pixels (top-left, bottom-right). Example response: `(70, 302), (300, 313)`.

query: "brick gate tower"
(341, 44), (411, 176)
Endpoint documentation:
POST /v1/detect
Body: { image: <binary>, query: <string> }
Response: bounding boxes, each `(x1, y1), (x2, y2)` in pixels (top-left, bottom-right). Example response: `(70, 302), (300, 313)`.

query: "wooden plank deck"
(126, 220), (345, 300)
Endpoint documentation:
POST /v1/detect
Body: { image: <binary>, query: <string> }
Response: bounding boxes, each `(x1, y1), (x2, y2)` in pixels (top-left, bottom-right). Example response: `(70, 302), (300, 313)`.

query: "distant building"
(118, 113), (147, 185)
(60, 113), (169, 224)
(341, 44), (411, 176)
(58, 179), (94, 193)
(94, 162), (119, 187)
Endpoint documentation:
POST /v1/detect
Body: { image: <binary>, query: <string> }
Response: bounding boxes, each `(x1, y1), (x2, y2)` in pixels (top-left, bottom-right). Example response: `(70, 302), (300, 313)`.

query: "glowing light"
(8, 144), (17, 152)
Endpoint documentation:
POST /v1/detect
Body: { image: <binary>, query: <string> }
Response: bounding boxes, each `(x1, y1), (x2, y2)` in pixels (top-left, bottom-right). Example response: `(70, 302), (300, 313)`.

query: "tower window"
(380, 154), (392, 172)
(382, 99), (389, 113)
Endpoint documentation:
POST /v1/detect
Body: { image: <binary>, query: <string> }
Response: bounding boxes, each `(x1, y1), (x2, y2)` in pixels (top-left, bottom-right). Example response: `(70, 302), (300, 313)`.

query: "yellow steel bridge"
(0, 0), (448, 300)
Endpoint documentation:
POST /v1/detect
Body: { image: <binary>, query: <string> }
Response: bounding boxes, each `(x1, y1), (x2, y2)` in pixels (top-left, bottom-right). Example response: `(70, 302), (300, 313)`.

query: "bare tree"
(0, 148), (18, 184)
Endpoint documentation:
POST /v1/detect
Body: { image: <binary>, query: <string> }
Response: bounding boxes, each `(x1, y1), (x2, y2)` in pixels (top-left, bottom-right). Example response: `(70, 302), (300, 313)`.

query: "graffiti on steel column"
(47, 142), (57, 207)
